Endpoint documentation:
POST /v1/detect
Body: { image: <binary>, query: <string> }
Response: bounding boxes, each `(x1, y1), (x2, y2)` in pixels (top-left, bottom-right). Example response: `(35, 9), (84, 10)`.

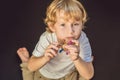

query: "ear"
(48, 23), (55, 32)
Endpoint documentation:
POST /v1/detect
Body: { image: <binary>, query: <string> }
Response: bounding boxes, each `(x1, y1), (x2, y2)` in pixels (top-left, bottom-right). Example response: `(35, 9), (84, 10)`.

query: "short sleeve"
(32, 31), (57, 57)
(79, 31), (93, 62)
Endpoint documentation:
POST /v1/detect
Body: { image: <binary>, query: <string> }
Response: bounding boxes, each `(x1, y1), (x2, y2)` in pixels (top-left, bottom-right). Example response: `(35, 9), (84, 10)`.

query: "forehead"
(56, 10), (81, 22)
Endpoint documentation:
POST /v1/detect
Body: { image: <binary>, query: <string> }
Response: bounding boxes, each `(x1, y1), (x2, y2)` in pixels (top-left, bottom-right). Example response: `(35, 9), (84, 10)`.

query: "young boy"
(17, 0), (94, 80)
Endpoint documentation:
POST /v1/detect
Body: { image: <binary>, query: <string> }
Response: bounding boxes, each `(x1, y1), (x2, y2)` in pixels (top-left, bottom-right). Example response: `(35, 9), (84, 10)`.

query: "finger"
(45, 49), (57, 56)
(47, 44), (59, 51)
(52, 42), (59, 46)
(63, 45), (76, 50)
(69, 46), (79, 52)
(45, 53), (54, 58)
(71, 40), (79, 46)
(69, 50), (79, 55)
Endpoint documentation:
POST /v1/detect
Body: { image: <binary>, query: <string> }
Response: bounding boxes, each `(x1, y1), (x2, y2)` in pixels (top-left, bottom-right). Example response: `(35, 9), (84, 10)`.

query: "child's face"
(51, 10), (83, 44)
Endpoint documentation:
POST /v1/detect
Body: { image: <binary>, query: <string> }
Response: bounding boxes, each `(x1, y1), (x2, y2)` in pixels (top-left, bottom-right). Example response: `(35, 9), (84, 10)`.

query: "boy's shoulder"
(40, 31), (55, 38)
(80, 31), (88, 42)
(40, 31), (57, 42)
(41, 31), (50, 36)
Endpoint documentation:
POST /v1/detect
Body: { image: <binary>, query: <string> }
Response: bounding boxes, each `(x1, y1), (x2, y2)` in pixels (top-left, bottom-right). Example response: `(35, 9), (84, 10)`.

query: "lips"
(65, 37), (74, 42)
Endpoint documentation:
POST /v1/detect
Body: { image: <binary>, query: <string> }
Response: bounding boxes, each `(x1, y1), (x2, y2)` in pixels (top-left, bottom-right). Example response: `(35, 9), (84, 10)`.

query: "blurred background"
(0, 0), (120, 80)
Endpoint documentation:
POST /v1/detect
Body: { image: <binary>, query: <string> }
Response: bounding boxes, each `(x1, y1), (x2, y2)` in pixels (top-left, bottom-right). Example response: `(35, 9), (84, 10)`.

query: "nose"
(68, 24), (74, 35)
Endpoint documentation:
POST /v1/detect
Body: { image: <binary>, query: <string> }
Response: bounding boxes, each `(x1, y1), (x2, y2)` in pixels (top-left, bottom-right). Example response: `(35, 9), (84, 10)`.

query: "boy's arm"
(28, 42), (59, 72)
(73, 57), (94, 80)
(28, 55), (50, 72)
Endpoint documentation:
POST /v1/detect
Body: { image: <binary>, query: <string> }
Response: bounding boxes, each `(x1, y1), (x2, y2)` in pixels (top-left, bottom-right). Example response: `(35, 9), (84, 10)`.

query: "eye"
(60, 24), (65, 27)
(73, 23), (79, 26)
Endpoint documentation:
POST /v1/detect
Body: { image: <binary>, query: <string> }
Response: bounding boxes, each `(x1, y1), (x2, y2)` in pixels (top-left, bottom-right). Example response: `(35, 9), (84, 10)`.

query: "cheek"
(55, 30), (65, 39)
(74, 27), (82, 33)
(74, 28), (82, 38)
(56, 33), (65, 43)
(56, 28), (66, 35)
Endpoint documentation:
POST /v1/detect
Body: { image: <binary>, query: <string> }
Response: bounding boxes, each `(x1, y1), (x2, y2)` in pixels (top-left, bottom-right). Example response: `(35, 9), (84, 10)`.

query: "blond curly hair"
(44, 0), (88, 32)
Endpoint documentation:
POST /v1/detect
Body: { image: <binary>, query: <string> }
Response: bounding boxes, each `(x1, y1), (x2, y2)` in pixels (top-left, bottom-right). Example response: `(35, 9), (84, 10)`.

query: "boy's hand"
(63, 40), (80, 61)
(44, 42), (59, 60)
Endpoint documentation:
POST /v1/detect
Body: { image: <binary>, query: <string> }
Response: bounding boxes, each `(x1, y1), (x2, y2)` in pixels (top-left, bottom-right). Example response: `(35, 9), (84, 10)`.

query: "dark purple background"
(0, 0), (120, 80)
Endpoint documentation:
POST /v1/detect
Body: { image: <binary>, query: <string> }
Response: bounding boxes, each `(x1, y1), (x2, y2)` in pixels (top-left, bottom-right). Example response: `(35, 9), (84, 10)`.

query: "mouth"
(58, 37), (75, 45)
(64, 37), (75, 42)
